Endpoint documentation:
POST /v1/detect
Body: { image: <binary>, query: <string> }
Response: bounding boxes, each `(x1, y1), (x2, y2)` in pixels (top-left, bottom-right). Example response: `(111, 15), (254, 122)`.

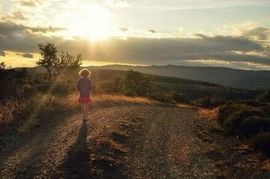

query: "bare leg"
(84, 104), (88, 120)
(81, 104), (85, 119)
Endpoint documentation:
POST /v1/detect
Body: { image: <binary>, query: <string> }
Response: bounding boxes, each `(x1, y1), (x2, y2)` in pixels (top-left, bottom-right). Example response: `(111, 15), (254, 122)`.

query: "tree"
(124, 70), (152, 96)
(0, 62), (5, 70)
(37, 43), (58, 81)
(36, 43), (82, 81)
(55, 52), (82, 74)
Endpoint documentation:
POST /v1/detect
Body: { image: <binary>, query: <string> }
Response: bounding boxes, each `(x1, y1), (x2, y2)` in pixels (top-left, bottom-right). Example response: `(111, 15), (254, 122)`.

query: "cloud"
(1, 11), (27, 21)
(131, 0), (270, 10)
(0, 21), (269, 67)
(105, 0), (130, 8)
(55, 36), (265, 65)
(149, 29), (156, 33)
(242, 27), (270, 41)
(184, 59), (270, 71)
(28, 26), (66, 33)
(0, 21), (63, 52)
(120, 27), (129, 32)
(21, 53), (34, 58)
(19, 0), (42, 7)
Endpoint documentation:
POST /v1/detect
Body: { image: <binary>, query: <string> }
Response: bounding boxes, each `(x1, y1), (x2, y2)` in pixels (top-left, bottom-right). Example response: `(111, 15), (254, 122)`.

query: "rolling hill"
(90, 65), (270, 90)
(86, 69), (257, 105)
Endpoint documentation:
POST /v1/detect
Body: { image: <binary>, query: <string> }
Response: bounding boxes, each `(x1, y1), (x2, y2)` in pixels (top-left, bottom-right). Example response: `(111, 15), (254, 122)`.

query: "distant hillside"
(90, 65), (270, 90)
(16, 67), (258, 105)
(84, 69), (257, 105)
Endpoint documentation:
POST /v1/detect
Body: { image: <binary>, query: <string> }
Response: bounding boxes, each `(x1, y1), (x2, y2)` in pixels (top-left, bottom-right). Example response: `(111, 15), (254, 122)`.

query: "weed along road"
(0, 101), (269, 178)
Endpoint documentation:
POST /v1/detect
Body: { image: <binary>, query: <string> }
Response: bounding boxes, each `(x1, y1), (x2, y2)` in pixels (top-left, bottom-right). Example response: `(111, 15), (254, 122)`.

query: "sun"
(66, 5), (115, 41)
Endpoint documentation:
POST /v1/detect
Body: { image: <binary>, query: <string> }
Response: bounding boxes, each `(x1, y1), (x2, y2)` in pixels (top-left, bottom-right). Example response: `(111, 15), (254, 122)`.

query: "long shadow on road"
(0, 112), (76, 178)
(61, 119), (91, 179)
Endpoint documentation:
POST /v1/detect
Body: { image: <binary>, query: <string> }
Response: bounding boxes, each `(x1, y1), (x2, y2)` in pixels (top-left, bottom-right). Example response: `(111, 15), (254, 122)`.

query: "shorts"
(78, 96), (91, 104)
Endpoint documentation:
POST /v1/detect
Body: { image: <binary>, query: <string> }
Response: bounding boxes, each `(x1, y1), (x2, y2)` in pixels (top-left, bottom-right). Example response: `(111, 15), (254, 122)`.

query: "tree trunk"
(47, 68), (52, 82)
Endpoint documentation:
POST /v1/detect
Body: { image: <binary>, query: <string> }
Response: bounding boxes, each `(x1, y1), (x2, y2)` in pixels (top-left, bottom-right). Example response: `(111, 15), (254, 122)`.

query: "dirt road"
(0, 104), (269, 178)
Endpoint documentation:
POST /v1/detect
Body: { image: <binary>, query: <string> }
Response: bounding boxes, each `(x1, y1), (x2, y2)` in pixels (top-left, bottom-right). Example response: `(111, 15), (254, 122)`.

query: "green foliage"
(56, 52), (82, 73)
(37, 43), (58, 81)
(37, 43), (82, 81)
(149, 91), (175, 103)
(148, 90), (187, 104)
(51, 80), (75, 96)
(112, 78), (125, 93)
(257, 90), (270, 103)
(0, 98), (34, 133)
(171, 92), (187, 103)
(17, 84), (37, 97)
(240, 116), (270, 136)
(192, 97), (224, 108)
(0, 68), (34, 100)
(218, 101), (270, 137)
(252, 132), (270, 156)
(124, 70), (152, 96)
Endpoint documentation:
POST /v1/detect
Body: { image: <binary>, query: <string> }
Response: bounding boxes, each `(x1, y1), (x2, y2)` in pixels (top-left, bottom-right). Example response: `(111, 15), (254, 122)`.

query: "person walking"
(76, 69), (92, 120)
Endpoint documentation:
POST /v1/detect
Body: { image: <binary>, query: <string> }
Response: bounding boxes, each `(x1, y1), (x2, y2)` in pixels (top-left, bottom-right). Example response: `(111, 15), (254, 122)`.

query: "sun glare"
(66, 5), (115, 41)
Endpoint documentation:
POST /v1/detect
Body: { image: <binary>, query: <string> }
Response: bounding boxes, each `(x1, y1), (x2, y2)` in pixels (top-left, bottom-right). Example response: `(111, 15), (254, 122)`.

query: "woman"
(76, 69), (92, 120)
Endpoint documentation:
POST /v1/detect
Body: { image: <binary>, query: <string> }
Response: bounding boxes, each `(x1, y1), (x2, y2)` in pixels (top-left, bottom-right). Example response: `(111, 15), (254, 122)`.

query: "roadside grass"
(198, 107), (219, 120)
(68, 93), (159, 108)
(0, 98), (33, 133)
(0, 93), (159, 135)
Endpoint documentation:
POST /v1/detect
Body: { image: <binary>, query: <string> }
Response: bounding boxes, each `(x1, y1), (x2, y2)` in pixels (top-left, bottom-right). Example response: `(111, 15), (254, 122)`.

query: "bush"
(172, 93), (188, 104)
(218, 101), (270, 137)
(0, 68), (32, 100)
(124, 70), (152, 96)
(221, 111), (246, 135)
(148, 90), (188, 104)
(17, 84), (37, 98)
(257, 90), (270, 103)
(51, 81), (73, 96)
(192, 97), (224, 108)
(252, 132), (270, 156)
(240, 116), (270, 137)
(0, 98), (34, 132)
(37, 82), (51, 93)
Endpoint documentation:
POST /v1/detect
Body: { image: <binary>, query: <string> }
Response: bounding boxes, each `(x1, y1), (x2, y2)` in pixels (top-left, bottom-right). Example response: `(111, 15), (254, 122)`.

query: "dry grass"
(0, 99), (32, 132)
(1, 93), (157, 134)
(68, 93), (159, 108)
(0, 93), (77, 134)
(198, 107), (219, 120)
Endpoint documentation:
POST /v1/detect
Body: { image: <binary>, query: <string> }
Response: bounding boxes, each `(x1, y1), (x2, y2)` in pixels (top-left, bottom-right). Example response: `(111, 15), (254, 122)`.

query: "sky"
(0, 0), (270, 70)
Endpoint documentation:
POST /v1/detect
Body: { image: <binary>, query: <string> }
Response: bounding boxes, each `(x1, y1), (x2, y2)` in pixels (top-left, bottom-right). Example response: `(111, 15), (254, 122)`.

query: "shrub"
(51, 81), (72, 96)
(17, 84), (37, 98)
(0, 98), (33, 132)
(172, 93), (188, 104)
(252, 132), (270, 156)
(240, 116), (270, 137)
(192, 97), (224, 108)
(221, 111), (245, 135)
(124, 70), (152, 96)
(148, 91), (175, 104)
(218, 101), (270, 137)
(257, 90), (270, 103)
(37, 82), (51, 93)
(218, 102), (262, 126)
